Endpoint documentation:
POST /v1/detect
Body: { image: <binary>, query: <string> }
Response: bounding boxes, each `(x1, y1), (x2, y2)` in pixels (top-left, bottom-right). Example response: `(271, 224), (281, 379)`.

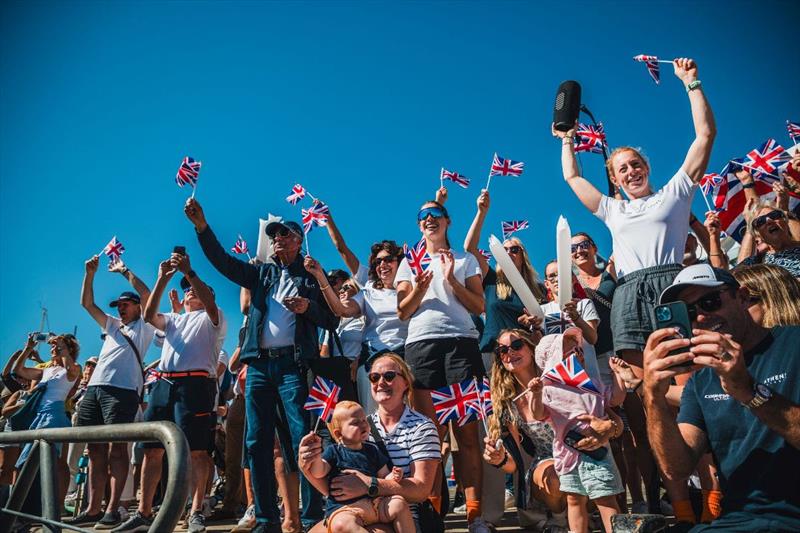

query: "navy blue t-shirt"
(322, 441), (389, 515)
(678, 326), (800, 528)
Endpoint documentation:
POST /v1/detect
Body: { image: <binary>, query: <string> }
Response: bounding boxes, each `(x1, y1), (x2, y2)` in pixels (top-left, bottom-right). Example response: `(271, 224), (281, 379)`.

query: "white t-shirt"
(40, 366), (77, 408)
(217, 349), (230, 386)
(354, 263), (370, 287)
(351, 286), (407, 352)
(322, 317), (364, 359)
(158, 309), (225, 376)
(261, 267), (298, 348)
(89, 315), (157, 392)
(395, 249), (482, 344)
(594, 169), (696, 277)
(540, 300), (600, 336)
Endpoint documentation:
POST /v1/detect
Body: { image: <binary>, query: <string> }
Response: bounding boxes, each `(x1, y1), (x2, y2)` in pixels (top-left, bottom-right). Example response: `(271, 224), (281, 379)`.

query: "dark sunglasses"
(339, 284), (357, 293)
(684, 289), (730, 321)
(374, 256), (397, 265)
(417, 207), (447, 221)
(504, 245), (522, 254)
(495, 338), (525, 356)
(571, 241), (592, 253)
(267, 227), (292, 239)
(752, 210), (785, 230)
(368, 371), (398, 383)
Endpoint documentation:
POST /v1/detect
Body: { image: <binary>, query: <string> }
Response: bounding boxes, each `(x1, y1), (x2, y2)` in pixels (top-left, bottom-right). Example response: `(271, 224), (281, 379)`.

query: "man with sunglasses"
(642, 264), (800, 532)
(184, 198), (338, 533)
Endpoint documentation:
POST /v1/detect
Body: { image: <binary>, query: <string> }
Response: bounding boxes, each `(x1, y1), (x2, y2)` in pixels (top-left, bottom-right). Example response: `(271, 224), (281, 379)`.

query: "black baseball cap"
(110, 291), (140, 307)
(265, 220), (304, 241)
(180, 276), (214, 295)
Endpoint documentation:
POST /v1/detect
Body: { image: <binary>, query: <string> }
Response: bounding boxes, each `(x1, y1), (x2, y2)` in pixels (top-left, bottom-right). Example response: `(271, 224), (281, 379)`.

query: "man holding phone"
(642, 264), (800, 532)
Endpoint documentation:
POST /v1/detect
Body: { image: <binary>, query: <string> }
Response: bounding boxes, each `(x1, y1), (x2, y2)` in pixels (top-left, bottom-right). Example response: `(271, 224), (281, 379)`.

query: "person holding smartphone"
(643, 263), (800, 532)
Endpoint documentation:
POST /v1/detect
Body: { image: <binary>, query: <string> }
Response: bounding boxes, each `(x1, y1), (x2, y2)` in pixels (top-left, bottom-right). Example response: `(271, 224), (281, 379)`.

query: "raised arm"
(464, 190), (491, 277)
(144, 259), (177, 332)
(12, 335), (45, 383)
(172, 252), (219, 326)
(736, 197), (760, 263)
(303, 256), (361, 318)
(703, 211), (729, 269)
(322, 205), (361, 277)
(109, 260), (152, 309)
(81, 256), (107, 327)
(689, 213), (711, 257)
(675, 58), (716, 183)
(553, 124), (604, 213)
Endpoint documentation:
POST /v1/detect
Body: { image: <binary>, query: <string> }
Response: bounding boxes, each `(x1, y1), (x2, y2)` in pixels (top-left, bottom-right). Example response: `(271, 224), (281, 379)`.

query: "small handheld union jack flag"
(430, 378), (481, 426)
(740, 139), (791, 183)
(102, 236), (125, 263)
(489, 153), (525, 178)
(544, 312), (573, 335)
(542, 352), (601, 396)
(301, 201), (330, 234)
(286, 184), (307, 205)
(788, 121), (800, 145)
(231, 235), (250, 257)
(574, 123), (607, 154)
(304, 376), (341, 424)
(441, 168), (470, 189)
(176, 157), (201, 188)
(501, 220), (529, 240)
(633, 54), (661, 84)
(403, 239), (432, 276)
(478, 249), (492, 262)
(700, 173), (724, 198)
(476, 376), (493, 419)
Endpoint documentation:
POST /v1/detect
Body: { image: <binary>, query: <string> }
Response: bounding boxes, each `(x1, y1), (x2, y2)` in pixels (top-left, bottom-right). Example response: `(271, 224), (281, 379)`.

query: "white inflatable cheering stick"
(488, 234), (544, 320)
(555, 216), (573, 310)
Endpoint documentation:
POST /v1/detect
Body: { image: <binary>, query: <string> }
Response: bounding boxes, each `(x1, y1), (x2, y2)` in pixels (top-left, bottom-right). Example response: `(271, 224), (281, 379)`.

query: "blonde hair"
(487, 329), (540, 441)
(370, 353), (416, 410)
(329, 400), (364, 433)
(747, 201), (787, 238)
(732, 264), (800, 327)
(605, 146), (651, 179)
(496, 237), (545, 302)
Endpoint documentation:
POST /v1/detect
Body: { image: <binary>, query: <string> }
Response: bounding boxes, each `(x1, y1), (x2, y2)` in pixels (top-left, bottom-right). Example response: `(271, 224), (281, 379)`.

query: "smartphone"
(173, 246), (186, 255)
(564, 429), (607, 460)
(654, 302), (694, 368)
(33, 332), (49, 342)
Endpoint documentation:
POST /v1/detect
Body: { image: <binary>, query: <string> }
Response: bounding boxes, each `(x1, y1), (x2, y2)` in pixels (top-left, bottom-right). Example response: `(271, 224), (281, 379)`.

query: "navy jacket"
(197, 225), (338, 365)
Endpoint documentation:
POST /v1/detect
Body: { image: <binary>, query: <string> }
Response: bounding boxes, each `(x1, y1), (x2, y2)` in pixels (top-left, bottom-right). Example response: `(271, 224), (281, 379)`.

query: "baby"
(306, 400), (414, 533)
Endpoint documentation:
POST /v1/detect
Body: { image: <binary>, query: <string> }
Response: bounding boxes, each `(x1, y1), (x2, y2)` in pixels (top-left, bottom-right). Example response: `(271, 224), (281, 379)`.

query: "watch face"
(756, 383), (772, 398)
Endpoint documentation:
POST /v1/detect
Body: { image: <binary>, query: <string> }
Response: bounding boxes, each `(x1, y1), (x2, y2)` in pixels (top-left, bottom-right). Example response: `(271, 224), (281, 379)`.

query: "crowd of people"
(1, 58), (799, 533)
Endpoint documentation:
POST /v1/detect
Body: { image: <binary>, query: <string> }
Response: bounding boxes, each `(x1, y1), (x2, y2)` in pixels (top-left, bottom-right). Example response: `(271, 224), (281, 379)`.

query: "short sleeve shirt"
(594, 169), (696, 277)
(351, 286), (407, 353)
(322, 441), (389, 513)
(158, 310), (224, 376)
(740, 246), (800, 278)
(89, 315), (157, 392)
(540, 299), (600, 337)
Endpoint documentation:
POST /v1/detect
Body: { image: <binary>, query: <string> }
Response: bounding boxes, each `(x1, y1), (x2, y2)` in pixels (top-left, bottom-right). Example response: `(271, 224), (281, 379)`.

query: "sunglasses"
(374, 256), (397, 265)
(684, 289), (730, 320)
(267, 227), (292, 239)
(368, 371), (398, 383)
(417, 207), (447, 221)
(495, 338), (525, 356)
(339, 284), (357, 293)
(504, 245), (522, 255)
(571, 241), (592, 253)
(545, 273), (558, 281)
(752, 210), (785, 230)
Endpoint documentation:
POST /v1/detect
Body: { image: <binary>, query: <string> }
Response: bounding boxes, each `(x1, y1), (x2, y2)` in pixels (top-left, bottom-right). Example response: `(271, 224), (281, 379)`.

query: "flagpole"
(474, 377), (489, 435)
(731, 161), (782, 180)
(313, 416), (322, 434)
(699, 188), (714, 212)
(485, 169), (493, 191)
(580, 104), (616, 197)
(440, 168), (444, 189)
(305, 236), (311, 257)
(656, 60), (674, 64)
(191, 182), (197, 199)
(307, 190), (318, 202)
(512, 389), (529, 402)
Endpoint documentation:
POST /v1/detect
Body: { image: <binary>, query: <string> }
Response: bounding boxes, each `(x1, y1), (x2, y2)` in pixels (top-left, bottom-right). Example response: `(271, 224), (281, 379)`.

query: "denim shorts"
(558, 449), (623, 499)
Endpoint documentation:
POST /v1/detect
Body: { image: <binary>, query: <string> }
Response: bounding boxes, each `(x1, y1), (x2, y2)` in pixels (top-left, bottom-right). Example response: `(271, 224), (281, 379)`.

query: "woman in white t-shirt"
(539, 261), (599, 346)
(553, 57), (715, 374)
(395, 199), (491, 532)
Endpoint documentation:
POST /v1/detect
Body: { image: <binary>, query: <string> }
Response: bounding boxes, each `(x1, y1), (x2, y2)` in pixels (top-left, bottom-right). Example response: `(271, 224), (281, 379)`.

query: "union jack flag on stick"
(176, 156), (201, 197)
(501, 220), (529, 240)
(101, 236), (125, 263)
(736, 139), (791, 183)
(403, 239), (432, 276)
(542, 351), (601, 396)
(486, 153), (524, 190)
(699, 173), (724, 212)
(478, 249), (492, 262)
(231, 235), (251, 259)
(305, 376), (341, 432)
(574, 123), (607, 154)
(301, 201), (330, 256)
(441, 168), (470, 189)
(286, 184), (307, 205)
(788, 121), (800, 146)
(544, 312), (573, 335)
(473, 376), (493, 434)
(430, 378), (481, 427)
(633, 54), (672, 84)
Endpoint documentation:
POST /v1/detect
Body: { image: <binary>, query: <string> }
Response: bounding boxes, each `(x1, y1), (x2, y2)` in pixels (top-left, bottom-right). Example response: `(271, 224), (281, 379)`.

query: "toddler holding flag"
(305, 400), (413, 533)
(529, 329), (625, 533)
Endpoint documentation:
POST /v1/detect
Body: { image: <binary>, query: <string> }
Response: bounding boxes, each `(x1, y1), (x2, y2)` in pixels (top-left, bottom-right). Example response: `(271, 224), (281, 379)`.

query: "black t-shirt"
(678, 326), (800, 528)
(322, 441), (389, 514)
(582, 271), (616, 355)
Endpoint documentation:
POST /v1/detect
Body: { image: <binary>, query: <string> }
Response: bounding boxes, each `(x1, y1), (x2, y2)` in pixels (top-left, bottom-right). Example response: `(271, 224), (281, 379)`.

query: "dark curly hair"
(368, 240), (404, 289)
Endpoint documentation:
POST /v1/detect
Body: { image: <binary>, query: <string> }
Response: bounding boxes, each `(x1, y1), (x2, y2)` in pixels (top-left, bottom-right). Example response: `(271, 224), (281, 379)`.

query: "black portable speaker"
(553, 80), (581, 132)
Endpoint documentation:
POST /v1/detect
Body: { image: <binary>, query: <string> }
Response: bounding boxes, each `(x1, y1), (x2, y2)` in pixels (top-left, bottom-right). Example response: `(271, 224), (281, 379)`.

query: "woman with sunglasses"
(552, 58), (715, 377)
(739, 202), (800, 278)
(299, 353), (440, 533)
(464, 190), (546, 352)
(396, 199), (489, 532)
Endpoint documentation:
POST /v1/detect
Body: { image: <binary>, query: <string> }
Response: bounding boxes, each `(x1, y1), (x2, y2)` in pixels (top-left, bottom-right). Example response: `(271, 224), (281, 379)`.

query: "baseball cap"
(86, 357), (99, 366)
(110, 291), (141, 307)
(265, 220), (304, 241)
(180, 276), (214, 295)
(659, 264), (739, 304)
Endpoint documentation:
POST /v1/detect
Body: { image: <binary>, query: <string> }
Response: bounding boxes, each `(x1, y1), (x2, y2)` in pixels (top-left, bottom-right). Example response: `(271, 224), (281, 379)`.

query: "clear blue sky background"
(1, 1), (797, 365)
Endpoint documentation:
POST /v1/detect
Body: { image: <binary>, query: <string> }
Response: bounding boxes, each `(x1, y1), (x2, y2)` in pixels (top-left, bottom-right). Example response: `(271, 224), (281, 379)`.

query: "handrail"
(0, 421), (190, 533)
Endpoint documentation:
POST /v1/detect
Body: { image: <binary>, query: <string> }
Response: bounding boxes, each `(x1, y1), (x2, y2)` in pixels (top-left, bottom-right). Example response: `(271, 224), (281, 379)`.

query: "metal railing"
(0, 422), (190, 533)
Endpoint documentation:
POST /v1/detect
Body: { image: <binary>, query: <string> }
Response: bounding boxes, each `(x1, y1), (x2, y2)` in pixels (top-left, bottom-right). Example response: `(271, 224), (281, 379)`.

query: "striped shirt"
(369, 406), (441, 476)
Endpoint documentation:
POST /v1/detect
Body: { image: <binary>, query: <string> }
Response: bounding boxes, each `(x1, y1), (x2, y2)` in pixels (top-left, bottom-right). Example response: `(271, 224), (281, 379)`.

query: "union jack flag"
(699, 173), (724, 198)
(574, 123), (607, 154)
(403, 239), (432, 276)
(633, 54), (660, 84)
(430, 378), (481, 426)
(231, 235), (249, 255)
(301, 201), (330, 234)
(144, 368), (159, 386)
(304, 376), (340, 423)
(739, 139), (791, 183)
(544, 312), (573, 335)
(788, 121), (800, 144)
(501, 220), (529, 240)
(489, 153), (524, 177)
(542, 352), (600, 396)
(103, 236), (125, 263)
(441, 168), (470, 188)
(286, 184), (306, 205)
(478, 249), (492, 262)
(476, 376), (493, 419)
(176, 156), (201, 187)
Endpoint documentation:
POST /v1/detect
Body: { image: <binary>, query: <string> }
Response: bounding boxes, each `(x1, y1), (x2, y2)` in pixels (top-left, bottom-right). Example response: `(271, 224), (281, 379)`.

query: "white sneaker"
(631, 500), (648, 514)
(504, 489), (515, 509)
(468, 517), (493, 533)
(117, 507), (130, 522)
(230, 505), (255, 533)
(453, 502), (467, 514)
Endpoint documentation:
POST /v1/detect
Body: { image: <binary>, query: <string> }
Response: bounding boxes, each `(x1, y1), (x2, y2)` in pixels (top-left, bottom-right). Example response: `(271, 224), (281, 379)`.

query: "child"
(529, 329), (625, 533)
(306, 400), (414, 533)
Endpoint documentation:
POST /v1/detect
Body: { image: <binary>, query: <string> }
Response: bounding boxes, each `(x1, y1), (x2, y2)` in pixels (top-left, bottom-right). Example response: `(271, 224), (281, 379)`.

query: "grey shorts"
(558, 449), (623, 499)
(611, 264), (682, 353)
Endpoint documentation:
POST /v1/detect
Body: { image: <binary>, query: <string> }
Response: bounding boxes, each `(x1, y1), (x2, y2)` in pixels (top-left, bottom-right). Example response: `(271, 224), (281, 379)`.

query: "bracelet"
(609, 418), (622, 439)
(709, 253), (724, 257)
(742, 182), (755, 189)
(491, 452), (508, 469)
(319, 284), (330, 291)
(121, 267), (130, 276)
(562, 138), (574, 146)
(686, 80), (702, 92)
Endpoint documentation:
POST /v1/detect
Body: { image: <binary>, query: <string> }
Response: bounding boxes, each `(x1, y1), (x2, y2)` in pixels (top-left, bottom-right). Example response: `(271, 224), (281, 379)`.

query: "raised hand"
(562, 299), (580, 322)
(477, 189), (490, 214)
(158, 259), (177, 279)
(170, 252), (191, 274)
(414, 269), (434, 296)
(704, 211), (721, 238)
(551, 122), (576, 140)
(435, 186), (448, 205)
(643, 327), (697, 400)
(85, 255), (100, 275)
(168, 288), (183, 312)
(439, 249), (456, 283)
(184, 198), (208, 231)
(672, 57), (698, 84)
(304, 256), (323, 277)
(527, 376), (544, 395)
(108, 259), (127, 274)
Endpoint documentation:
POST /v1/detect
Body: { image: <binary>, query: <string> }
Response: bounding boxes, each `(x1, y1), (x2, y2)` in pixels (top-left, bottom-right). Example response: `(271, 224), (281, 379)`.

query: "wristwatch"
(745, 383), (772, 409)
(367, 476), (379, 497)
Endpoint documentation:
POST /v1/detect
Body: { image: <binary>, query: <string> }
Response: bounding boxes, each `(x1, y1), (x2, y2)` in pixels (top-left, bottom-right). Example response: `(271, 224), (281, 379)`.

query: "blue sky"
(1, 1), (797, 364)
